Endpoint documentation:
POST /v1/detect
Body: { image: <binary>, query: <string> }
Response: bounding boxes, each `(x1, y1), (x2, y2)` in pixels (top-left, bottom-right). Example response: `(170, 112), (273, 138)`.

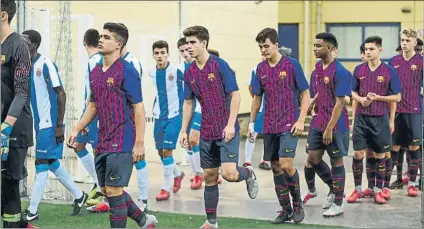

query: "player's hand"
(389, 121), (395, 134)
(360, 96), (372, 107)
(66, 128), (79, 149)
(55, 124), (65, 144)
(367, 92), (379, 101)
(222, 125), (235, 143)
(133, 141), (145, 162)
(248, 122), (255, 141)
(1, 122), (13, 161)
(323, 128), (333, 145)
(291, 120), (304, 136)
(179, 131), (189, 148)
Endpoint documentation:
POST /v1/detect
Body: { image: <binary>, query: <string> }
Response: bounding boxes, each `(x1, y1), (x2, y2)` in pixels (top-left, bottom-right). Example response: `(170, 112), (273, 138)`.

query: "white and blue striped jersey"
(178, 62), (202, 114)
(123, 52), (142, 79)
(84, 53), (103, 111)
(251, 66), (265, 112)
(148, 63), (184, 120)
(30, 54), (63, 131)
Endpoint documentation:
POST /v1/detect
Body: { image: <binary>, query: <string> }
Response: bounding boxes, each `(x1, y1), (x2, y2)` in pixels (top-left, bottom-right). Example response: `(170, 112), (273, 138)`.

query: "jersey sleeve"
(309, 70), (316, 98)
(218, 59), (239, 94)
(43, 60), (62, 89)
(249, 68), (256, 86)
(352, 66), (360, 92)
(184, 70), (195, 100)
(290, 57), (309, 92)
(334, 64), (352, 97)
(388, 66), (401, 95)
(123, 63), (143, 104)
(251, 66), (264, 96)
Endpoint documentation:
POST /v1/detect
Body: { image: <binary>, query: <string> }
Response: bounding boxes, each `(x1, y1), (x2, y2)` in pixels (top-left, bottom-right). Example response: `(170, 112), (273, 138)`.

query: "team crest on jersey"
(107, 77), (114, 86)
(168, 74), (174, 81)
(323, 76), (330, 84)
(208, 73), (215, 81)
(36, 68), (42, 77)
(1, 55), (5, 65)
(410, 64), (418, 70)
(279, 71), (287, 80)
(377, 76), (384, 83)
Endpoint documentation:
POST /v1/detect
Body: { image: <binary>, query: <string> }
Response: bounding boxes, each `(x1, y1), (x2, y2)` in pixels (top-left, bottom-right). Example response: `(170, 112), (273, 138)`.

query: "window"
(326, 23), (401, 61)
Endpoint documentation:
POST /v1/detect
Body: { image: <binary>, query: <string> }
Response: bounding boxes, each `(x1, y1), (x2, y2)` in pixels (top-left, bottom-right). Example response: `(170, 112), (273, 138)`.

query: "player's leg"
(323, 131), (349, 217)
(302, 144), (317, 204)
(363, 149), (376, 197)
(189, 127), (203, 190)
(87, 152), (109, 213)
(153, 119), (170, 200)
(134, 155), (149, 211)
(277, 132), (304, 223)
(405, 113), (422, 197)
(255, 113), (271, 170)
(389, 113), (406, 189)
(104, 153), (157, 228)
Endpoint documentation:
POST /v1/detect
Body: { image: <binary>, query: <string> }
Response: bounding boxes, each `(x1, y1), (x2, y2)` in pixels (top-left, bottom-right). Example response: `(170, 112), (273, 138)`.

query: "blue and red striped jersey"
(352, 61), (401, 116)
(309, 69), (317, 98)
(310, 60), (351, 133)
(251, 56), (309, 134)
(184, 55), (239, 140)
(89, 58), (143, 153)
(388, 53), (423, 113)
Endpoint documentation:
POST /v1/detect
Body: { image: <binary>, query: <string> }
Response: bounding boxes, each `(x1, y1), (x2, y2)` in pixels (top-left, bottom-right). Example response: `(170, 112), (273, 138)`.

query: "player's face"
(153, 47), (169, 65)
(22, 34), (37, 55)
(360, 52), (367, 62)
(400, 34), (417, 53)
(313, 39), (331, 59)
(178, 44), (191, 62)
(257, 38), (278, 59)
(98, 29), (122, 55)
(186, 36), (206, 59)
(364, 42), (382, 61)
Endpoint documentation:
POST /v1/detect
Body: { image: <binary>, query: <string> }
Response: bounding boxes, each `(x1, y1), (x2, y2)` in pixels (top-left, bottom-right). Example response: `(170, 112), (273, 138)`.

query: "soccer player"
(306, 33), (351, 217)
(396, 45), (403, 55)
(177, 37), (204, 189)
(416, 38), (423, 55)
(250, 28), (309, 223)
(388, 28), (423, 197)
(180, 26), (258, 228)
(20, 29), (88, 221)
(67, 22), (157, 228)
(351, 36), (401, 205)
(148, 40), (185, 201)
(0, 1), (36, 227)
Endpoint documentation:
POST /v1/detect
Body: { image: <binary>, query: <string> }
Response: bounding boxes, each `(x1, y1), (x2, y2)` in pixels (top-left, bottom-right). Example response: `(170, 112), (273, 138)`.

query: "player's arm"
(4, 41), (32, 127)
(370, 68), (401, 103)
(326, 68), (352, 131)
(389, 102), (396, 134)
(292, 58), (310, 126)
(75, 102), (97, 133)
(351, 66), (367, 105)
(248, 69), (256, 98)
(220, 61), (240, 128)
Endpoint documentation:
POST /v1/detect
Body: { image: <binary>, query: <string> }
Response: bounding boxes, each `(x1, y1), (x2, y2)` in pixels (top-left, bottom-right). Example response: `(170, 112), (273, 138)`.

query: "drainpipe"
(304, 0), (310, 75)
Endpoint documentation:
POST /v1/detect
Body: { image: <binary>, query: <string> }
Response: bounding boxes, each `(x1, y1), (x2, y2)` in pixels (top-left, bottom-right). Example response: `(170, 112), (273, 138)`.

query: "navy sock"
(366, 157), (376, 189)
(384, 158), (393, 188)
(236, 166), (250, 182)
(107, 195), (128, 228)
(375, 158), (386, 190)
(397, 149), (405, 181)
(352, 158), (363, 187)
(304, 166), (316, 192)
(286, 170), (301, 206)
(332, 166), (346, 206)
(273, 174), (291, 211)
(312, 161), (333, 192)
(123, 191), (146, 226)
(408, 149), (421, 183)
(204, 185), (219, 224)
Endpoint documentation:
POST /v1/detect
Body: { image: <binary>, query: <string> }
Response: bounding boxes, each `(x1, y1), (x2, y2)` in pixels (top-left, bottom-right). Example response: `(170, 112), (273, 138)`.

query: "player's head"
(360, 42), (367, 62)
(255, 28), (279, 59)
(98, 22), (128, 55)
(395, 45), (402, 55)
(313, 32), (338, 59)
(83, 28), (100, 48)
(208, 49), (219, 57)
(22, 29), (41, 54)
(278, 46), (291, 57)
(152, 40), (169, 66)
(400, 28), (417, 53)
(1, 0), (16, 26)
(415, 38), (423, 55)
(177, 37), (191, 62)
(183, 26), (209, 59)
(364, 36), (383, 61)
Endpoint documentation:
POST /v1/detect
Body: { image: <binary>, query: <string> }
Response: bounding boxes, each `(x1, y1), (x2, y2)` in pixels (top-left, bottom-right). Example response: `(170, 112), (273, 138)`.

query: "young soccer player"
(415, 38), (423, 55)
(21, 30), (88, 221)
(251, 28), (309, 223)
(306, 33), (351, 217)
(1, 1), (36, 227)
(180, 26), (258, 228)
(148, 40), (185, 201)
(388, 28), (423, 197)
(178, 37), (204, 189)
(68, 22), (157, 228)
(351, 36), (401, 205)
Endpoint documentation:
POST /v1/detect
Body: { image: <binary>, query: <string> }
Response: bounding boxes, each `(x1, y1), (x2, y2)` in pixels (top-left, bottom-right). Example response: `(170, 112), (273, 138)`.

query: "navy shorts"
(199, 134), (240, 169)
(353, 114), (392, 154)
(307, 127), (349, 158)
(95, 152), (133, 187)
(263, 131), (299, 161)
(392, 113), (422, 146)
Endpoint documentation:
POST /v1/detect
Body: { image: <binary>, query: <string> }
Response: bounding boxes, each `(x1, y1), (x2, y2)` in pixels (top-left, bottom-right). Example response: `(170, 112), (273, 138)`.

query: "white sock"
(50, 160), (83, 199)
(192, 145), (203, 174)
(187, 150), (196, 174)
(244, 139), (255, 164)
(28, 164), (49, 214)
(76, 149), (101, 193)
(135, 160), (149, 201)
(162, 157), (175, 192)
(173, 162), (182, 178)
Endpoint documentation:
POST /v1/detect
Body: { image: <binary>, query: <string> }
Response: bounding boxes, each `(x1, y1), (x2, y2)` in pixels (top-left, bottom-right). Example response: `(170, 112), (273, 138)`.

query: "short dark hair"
(364, 36), (382, 47)
(152, 40), (169, 53)
(208, 49), (219, 57)
(183, 26), (210, 48)
(255, 28), (278, 44)
(22, 29), (41, 49)
(315, 32), (338, 48)
(360, 42), (365, 54)
(177, 37), (187, 48)
(103, 22), (129, 46)
(84, 29), (99, 48)
(1, 0), (16, 24)
(417, 38), (423, 46)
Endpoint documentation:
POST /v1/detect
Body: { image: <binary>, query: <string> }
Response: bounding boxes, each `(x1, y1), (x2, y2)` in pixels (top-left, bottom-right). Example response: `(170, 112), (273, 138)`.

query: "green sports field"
(22, 201), (342, 228)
